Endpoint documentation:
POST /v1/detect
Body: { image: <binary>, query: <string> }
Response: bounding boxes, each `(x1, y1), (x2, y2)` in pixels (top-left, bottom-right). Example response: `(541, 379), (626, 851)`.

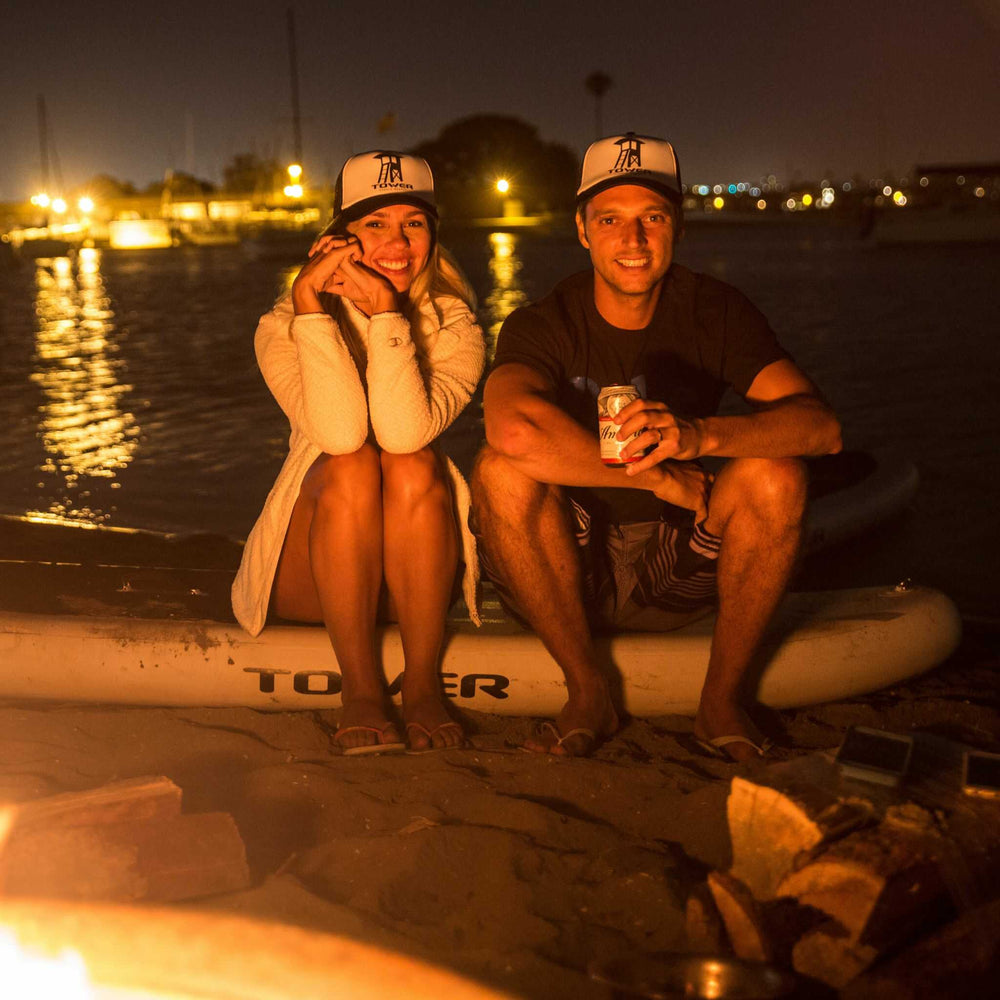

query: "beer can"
(598, 384), (642, 466)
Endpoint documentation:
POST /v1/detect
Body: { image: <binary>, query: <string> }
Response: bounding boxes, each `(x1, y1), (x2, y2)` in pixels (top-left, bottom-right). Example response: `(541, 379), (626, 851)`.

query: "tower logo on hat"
(577, 131), (682, 204)
(375, 152), (406, 188)
(611, 135), (644, 173)
(323, 150), (438, 234)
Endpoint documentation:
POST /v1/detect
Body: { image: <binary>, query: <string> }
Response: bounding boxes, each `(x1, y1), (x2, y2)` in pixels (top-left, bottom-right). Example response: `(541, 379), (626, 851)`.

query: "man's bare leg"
(697, 457), (807, 761)
(471, 445), (618, 756)
(381, 448), (464, 751)
(272, 446), (402, 751)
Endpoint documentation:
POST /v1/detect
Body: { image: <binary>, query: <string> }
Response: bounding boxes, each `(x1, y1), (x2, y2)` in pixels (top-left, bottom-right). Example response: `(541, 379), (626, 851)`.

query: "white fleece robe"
(231, 292), (485, 636)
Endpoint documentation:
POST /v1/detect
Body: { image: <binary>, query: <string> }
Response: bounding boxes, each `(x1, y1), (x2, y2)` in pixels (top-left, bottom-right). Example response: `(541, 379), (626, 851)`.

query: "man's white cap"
(577, 132), (682, 204)
(322, 150), (437, 234)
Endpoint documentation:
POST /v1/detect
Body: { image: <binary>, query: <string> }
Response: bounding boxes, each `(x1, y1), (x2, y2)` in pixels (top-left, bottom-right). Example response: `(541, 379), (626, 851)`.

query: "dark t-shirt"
(492, 264), (790, 522)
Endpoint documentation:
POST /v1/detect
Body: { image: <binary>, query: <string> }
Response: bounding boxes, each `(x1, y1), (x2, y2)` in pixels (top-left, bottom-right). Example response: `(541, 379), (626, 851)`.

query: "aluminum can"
(598, 384), (641, 466)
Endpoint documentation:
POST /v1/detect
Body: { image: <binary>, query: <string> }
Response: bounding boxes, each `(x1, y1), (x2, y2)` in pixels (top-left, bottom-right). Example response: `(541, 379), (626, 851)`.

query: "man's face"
(576, 184), (677, 300)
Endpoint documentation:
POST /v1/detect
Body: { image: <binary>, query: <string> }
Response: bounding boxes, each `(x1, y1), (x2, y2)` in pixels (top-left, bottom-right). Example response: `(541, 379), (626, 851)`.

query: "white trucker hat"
(577, 132), (683, 204)
(323, 150), (437, 234)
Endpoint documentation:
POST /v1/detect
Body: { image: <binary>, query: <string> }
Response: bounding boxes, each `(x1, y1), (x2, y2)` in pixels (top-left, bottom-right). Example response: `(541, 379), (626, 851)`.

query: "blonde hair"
(407, 243), (477, 317)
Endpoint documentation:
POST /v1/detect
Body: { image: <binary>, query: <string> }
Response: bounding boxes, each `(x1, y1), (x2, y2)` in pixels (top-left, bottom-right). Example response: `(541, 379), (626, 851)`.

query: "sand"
(1, 629), (998, 999)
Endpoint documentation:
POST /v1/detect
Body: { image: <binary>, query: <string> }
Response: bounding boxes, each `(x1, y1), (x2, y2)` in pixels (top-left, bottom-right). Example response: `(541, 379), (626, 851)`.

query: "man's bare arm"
(484, 363), (711, 518)
(618, 359), (842, 473)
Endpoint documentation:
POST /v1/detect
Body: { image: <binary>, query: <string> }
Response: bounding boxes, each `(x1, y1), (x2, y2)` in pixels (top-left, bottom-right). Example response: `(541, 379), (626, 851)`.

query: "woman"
(232, 151), (484, 754)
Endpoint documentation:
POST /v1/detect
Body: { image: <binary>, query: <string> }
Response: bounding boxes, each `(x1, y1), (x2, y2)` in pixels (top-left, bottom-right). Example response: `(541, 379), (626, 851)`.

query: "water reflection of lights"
(30, 247), (139, 525)
(485, 231), (528, 359)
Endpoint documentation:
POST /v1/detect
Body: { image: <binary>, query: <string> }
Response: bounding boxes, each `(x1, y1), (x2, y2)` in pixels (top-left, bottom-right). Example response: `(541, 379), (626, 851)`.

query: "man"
(470, 133), (841, 760)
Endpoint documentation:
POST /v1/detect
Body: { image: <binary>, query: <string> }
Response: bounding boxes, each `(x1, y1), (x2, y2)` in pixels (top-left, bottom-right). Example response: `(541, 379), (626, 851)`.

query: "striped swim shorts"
(474, 497), (720, 633)
(568, 498), (720, 631)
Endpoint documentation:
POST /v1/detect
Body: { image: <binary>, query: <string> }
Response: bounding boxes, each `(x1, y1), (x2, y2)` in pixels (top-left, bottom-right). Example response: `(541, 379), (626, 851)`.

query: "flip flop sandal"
(691, 733), (773, 762)
(520, 721), (599, 758)
(333, 724), (406, 757)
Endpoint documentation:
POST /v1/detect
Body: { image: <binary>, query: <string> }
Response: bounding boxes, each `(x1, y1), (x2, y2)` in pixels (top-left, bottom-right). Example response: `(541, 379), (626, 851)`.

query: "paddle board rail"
(0, 584), (961, 716)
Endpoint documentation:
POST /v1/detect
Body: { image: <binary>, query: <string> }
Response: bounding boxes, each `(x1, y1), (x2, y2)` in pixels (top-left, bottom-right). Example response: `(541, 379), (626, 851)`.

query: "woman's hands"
(292, 234), (400, 316)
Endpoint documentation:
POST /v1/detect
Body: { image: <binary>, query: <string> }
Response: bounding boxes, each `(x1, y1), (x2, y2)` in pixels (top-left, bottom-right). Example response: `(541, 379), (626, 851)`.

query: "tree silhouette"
(584, 71), (613, 138)
(412, 115), (578, 218)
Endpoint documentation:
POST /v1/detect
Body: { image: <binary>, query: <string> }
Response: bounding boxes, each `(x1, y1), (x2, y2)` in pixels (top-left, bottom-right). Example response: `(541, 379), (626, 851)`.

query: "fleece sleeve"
(365, 300), (486, 453)
(254, 296), (370, 454)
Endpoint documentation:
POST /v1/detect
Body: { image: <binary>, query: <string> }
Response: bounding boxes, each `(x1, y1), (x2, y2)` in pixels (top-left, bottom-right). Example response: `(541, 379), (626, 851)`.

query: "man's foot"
(691, 732), (773, 762)
(693, 701), (769, 763)
(523, 701), (619, 758)
(334, 699), (405, 755)
(402, 696), (465, 752)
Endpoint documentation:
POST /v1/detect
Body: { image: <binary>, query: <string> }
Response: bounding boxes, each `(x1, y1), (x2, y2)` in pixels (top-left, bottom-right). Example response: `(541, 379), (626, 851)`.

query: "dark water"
(1, 219), (997, 620)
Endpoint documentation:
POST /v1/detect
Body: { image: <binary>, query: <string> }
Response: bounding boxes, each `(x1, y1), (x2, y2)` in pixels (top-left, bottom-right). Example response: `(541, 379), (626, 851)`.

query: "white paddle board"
(0, 584), (960, 716)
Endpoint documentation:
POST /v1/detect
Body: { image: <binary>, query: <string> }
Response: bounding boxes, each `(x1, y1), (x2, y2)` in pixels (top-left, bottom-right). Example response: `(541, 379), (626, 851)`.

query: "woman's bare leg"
(272, 446), (401, 750)
(380, 448), (462, 750)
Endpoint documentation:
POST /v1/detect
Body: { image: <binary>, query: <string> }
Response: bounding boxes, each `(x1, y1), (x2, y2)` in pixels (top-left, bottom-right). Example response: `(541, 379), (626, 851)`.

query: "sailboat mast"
(287, 8), (303, 165)
(37, 94), (51, 192)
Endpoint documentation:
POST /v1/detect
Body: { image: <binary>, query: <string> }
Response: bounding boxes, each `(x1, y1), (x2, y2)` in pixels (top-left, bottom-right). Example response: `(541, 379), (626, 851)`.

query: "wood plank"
(1, 811), (249, 902)
(0, 775), (182, 832)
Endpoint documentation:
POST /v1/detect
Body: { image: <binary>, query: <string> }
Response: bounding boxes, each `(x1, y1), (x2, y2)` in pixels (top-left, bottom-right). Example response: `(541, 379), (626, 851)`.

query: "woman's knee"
(303, 445), (381, 508)
(381, 448), (449, 508)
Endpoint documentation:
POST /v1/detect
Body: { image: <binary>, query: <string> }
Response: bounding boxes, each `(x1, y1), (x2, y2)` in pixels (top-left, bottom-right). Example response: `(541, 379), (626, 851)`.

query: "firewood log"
(727, 769), (873, 900)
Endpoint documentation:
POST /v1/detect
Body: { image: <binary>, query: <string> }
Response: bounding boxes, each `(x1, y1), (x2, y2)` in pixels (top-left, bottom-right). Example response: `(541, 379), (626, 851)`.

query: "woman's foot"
(402, 695), (465, 751)
(334, 698), (404, 754)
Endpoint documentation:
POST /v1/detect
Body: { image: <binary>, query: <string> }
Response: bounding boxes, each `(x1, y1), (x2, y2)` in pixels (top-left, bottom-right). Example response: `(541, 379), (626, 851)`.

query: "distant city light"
(785, 198), (797, 211)
(956, 175), (966, 186)
(713, 184), (723, 195)
(697, 185), (710, 197)
(78, 196), (95, 213)
(821, 187), (835, 207)
(712, 196), (725, 210)
(31, 192), (51, 208)
(892, 190), (907, 206)
(736, 182), (747, 193)
(974, 186), (986, 198)
(801, 193), (813, 207)
(283, 184), (304, 199)
(51, 198), (67, 214)
(287, 163), (303, 180)
(496, 178), (510, 194)
(727, 184), (737, 195)
(882, 185), (892, 197)
(842, 182), (852, 192)
(750, 187), (760, 197)
(919, 176), (929, 187)
(756, 199), (767, 210)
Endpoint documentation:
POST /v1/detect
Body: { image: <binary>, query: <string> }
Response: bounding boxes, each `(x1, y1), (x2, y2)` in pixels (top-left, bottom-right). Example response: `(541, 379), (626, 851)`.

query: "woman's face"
(346, 204), (433, 293)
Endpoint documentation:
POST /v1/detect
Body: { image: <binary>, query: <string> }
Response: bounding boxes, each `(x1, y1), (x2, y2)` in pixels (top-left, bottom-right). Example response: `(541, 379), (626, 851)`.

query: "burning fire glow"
(0, 928), (95, 998)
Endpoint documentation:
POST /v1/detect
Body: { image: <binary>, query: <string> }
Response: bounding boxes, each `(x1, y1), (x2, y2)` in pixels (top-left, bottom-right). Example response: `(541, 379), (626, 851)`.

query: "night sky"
(2, 0), (998, 202)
